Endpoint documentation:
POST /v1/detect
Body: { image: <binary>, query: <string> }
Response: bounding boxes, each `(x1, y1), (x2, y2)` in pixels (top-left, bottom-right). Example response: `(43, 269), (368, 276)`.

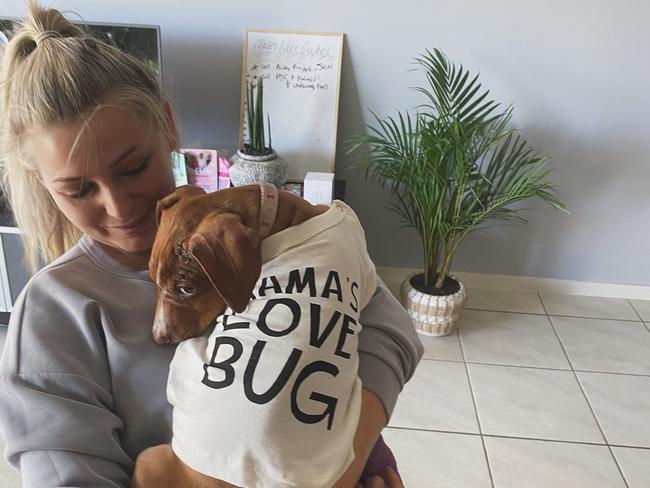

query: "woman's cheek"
(58, 198), (99, 230)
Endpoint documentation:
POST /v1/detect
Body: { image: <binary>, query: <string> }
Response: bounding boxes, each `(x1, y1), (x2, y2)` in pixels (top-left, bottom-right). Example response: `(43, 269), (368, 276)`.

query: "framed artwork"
(0, 17), (162, 78)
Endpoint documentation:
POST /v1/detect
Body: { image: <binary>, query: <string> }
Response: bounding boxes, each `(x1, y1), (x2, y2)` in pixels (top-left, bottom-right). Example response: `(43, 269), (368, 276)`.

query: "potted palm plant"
(347, 48), (568, 336)
(229, 78), (288, 187)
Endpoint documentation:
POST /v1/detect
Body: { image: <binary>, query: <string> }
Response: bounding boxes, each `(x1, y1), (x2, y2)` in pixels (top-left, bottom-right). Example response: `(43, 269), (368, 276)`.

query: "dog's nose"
(153, 331), (172, 344)
(153, 306), (173, 344)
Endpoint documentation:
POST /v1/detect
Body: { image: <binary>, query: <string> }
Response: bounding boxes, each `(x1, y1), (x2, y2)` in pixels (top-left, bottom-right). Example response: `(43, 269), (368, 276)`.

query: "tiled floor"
(385, 289), (650, 487)
(2, 290), (650, 487)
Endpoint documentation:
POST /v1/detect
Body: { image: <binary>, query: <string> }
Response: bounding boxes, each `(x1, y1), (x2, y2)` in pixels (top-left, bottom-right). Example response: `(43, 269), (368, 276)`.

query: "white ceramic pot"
(400, 272), (467, 336)
(228, 149), (288, 188)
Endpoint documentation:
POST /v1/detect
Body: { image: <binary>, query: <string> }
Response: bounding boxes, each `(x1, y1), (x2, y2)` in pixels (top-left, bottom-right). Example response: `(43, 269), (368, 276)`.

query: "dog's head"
(149, 185), (262, 344)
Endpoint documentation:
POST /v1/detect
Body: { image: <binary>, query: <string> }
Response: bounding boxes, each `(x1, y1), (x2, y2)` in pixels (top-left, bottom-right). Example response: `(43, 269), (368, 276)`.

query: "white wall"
(2, 0), (649, 285)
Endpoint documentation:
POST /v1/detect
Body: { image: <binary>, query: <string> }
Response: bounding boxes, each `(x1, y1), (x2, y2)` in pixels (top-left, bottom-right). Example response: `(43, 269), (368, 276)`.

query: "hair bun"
(34, 30), (61, 46)
(25, 1), (83, 47)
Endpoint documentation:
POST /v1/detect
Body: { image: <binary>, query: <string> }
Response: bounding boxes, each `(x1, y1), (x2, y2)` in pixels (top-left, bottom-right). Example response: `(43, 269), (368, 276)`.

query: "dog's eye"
(177, 286), (195, 296)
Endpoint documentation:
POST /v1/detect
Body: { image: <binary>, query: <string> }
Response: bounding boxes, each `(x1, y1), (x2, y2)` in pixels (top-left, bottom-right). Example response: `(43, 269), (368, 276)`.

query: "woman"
(0, 3), (422, 487)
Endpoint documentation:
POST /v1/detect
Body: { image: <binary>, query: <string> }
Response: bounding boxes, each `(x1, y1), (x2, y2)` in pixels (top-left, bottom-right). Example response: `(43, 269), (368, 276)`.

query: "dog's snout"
(153, 330), (172, 344)
(152, 304), (173, 344)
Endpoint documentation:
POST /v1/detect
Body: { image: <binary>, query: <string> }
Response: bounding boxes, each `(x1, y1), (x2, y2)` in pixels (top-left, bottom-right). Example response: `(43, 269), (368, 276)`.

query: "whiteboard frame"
(239, 28), (345, 178)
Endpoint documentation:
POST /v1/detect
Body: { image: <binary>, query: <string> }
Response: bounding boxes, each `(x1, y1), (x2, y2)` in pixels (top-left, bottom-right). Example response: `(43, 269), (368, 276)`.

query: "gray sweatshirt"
(0, 234), (423, 487)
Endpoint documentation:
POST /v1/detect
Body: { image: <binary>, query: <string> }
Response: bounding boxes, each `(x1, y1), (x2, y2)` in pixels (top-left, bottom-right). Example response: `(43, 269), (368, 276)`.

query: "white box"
(303, 172), (334, 205)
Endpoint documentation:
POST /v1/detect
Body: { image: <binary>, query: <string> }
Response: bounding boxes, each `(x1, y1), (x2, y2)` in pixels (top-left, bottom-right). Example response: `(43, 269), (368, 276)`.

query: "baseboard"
(376, 266), (650, 300)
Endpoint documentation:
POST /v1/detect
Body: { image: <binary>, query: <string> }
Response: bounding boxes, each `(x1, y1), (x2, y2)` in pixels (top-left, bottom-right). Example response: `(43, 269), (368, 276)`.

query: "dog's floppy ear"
(156, 185), (206, 225)
(188, 212), (261, 313)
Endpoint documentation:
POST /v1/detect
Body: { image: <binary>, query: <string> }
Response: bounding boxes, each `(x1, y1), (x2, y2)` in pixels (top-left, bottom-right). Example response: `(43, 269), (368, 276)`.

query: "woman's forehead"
(26, 106), (154, 178)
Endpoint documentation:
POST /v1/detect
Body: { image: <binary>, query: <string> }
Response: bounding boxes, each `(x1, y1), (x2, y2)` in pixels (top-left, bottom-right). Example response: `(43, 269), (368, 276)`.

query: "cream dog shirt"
(167, 200), (377, 488)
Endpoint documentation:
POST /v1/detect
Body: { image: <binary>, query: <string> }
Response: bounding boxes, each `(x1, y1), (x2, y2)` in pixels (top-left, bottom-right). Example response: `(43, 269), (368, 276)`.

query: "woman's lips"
(108, 209), (150, 235)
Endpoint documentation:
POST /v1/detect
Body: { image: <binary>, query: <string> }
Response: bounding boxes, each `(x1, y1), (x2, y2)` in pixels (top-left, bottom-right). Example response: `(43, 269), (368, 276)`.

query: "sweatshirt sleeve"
(357, 276), (424, 420)
(0, 274), (133, 487)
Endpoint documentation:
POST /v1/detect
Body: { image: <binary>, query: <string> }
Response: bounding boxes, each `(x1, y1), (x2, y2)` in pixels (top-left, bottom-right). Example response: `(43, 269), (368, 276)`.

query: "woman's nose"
(101, 187), (134, 220)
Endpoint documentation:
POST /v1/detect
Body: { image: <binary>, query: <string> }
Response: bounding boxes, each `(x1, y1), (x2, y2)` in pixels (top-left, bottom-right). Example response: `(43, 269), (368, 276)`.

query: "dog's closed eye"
(176, 286), (195, 296)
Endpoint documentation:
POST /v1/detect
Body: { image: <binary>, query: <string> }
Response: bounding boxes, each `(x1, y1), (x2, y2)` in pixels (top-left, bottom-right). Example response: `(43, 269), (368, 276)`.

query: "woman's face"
(26, 105), (176, 262)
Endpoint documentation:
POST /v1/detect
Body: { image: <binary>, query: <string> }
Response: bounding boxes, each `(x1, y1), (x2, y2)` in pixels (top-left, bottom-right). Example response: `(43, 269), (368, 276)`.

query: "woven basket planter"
(400, 272), (467, 336)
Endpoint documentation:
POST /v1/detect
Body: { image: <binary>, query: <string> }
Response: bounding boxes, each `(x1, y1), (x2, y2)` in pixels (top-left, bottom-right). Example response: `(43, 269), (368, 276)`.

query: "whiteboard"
(240, 29), (344, 180)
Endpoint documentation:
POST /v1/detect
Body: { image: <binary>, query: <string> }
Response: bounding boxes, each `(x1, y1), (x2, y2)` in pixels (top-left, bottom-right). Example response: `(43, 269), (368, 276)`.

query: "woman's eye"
(122, 161), (148, 177)
(177, 286), (195, 296)
(68, 186), (93, 199)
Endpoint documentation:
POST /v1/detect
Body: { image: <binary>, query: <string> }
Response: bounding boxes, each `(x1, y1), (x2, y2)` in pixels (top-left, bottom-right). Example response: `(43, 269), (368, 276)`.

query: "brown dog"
(149, 183), (327, 345)
(134, 183), (360, 488)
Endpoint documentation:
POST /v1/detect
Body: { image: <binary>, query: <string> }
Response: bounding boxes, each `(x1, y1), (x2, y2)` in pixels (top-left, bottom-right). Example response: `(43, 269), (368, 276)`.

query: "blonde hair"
(0, 2), (177, 273)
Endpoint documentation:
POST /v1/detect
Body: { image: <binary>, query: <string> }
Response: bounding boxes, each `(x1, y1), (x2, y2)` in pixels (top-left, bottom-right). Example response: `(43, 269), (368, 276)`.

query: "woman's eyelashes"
(70, 185), (93, 199)
(121, 159), (149, 177)
(64, 158), (151, 199)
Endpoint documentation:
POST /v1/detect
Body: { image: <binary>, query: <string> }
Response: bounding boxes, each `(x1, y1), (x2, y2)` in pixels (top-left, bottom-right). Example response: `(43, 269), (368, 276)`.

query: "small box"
(171, 151), (189, 187)
(217, 155), (232, 189)
(282, 181), (304, 197)
(180, 148), (232, 192)
(303, 172), (334, 205)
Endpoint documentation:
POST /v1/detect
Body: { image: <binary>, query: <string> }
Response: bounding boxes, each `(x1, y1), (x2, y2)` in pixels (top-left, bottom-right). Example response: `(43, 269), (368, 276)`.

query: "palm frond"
(346, 48), (568, 289)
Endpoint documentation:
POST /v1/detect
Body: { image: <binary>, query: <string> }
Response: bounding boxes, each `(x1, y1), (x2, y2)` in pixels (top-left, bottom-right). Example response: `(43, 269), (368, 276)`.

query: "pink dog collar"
(258, 182), (278, 239)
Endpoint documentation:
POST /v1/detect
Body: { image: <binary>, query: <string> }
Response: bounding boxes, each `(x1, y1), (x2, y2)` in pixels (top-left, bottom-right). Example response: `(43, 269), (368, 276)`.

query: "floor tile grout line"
(628, 300), (650, 334)
(420, 357), (650, 378)
(485, 434), (650, 451)
(421, 357), (572, 372)
(464, 307), (547, 316)
(539, 294), (575, 374)
(465, 306), (643, 323)
(571, 369), (650, 378)
(547, 313), (641, 323)
(573, 373), (629, 487)
(465, 307), (643, 322)
(628, 299), (644, 322)
(386, 425), (650, 450)
(457, 326), (496, 488)
(422, 357), (571, 371)
(539, 292), (630, 488)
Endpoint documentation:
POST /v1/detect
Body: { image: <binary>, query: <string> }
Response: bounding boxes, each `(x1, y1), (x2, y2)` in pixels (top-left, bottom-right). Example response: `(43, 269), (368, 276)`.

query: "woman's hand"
(332, 389), (393, 488)
(356, 466), (404, 488)
(357, 468), (403, 488)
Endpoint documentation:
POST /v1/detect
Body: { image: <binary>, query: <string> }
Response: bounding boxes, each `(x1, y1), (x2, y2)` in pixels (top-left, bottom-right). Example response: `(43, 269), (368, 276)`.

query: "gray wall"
(2, 0), (649, 285)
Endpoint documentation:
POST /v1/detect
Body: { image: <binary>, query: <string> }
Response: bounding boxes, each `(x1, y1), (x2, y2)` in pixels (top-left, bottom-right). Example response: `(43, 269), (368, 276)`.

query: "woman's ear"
(162, 99), (178, 151)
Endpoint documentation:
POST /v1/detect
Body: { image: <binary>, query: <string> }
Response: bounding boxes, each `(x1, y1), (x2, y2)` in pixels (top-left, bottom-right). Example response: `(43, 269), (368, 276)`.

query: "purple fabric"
(359, 435), (400, 484)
